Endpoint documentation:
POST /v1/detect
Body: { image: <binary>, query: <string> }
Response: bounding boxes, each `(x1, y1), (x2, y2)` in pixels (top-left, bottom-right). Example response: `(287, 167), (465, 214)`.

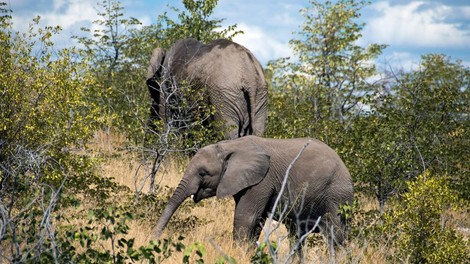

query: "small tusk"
(191, 194), (194, 200)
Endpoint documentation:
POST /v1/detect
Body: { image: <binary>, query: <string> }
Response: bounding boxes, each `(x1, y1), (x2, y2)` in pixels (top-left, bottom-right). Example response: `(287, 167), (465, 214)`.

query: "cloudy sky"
(9, 0), (470, 69)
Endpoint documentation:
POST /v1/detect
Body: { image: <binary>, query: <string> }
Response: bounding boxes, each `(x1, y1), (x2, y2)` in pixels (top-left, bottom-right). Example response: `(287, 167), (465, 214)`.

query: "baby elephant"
(154, 136), (353, 249)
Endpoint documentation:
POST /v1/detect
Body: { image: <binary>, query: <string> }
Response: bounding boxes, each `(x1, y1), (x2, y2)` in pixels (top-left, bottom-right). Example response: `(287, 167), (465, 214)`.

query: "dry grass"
(79, 131), (395, 263)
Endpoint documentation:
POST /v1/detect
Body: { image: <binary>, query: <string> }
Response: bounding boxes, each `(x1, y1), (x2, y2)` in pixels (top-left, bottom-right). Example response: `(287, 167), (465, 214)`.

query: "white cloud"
(12, 0), (98, 36)
(364, 1), (470, 47)
(268, 3), (304, 28)
(44, 0), (98, 30)
(232, 23), (292, 65)
(381, 51), (421, 72)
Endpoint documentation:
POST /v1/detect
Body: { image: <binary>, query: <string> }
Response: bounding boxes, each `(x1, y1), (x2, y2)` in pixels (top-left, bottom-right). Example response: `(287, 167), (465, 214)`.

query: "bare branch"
(263, 140), (312, 260)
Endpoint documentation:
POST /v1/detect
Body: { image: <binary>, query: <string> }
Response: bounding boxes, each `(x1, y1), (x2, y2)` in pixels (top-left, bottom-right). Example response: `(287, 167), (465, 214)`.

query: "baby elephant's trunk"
(154, 183), (192, 238)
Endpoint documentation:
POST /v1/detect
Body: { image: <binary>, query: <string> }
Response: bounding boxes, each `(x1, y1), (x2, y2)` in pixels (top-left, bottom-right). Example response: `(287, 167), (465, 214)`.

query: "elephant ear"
(146, 48), (166, 122)
(216, 141), (270, 199)
(146, 48), (166, 81)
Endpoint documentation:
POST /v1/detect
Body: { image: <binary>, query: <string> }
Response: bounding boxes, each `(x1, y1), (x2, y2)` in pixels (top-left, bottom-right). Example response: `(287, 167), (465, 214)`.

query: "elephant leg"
(217, 91), (254, 139)
(252, 115), (266, 137)
(232, 207), (265, 242)
(284, 219), (305, 262)
(320, 211), (346, 248)
(223, 116), (242, 140)
(252, 89), (268, 136)
(232, 191), (269, 242)
(226, 122), (241, 140)
(285, 215), (322, 263)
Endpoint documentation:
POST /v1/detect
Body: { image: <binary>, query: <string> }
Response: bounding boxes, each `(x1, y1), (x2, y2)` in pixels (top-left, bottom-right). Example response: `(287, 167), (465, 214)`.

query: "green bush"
(251, 241), (277, 264)
(383, 171), (469, 263)
(0, 13), (102, 260)
(57, 206), (186, 263)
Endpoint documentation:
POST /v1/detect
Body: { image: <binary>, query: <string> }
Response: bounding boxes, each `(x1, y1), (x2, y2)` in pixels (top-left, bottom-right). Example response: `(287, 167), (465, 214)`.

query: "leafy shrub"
(182, 242), (206, 264)
(251, 241), (277, 264)
(57, 206), (186, 263)
(383, 171), (469, 263)
(0, 13), (105, 262)
(346, 198), (382, 246)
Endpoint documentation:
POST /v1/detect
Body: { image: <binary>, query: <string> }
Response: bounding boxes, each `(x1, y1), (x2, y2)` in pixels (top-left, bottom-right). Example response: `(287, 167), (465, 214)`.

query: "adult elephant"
(146, 38), (268, 139)
(154, 136), (354, 252)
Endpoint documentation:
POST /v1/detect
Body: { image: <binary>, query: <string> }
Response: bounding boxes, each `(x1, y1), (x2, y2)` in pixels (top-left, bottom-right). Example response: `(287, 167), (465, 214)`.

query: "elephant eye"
(198, 169), (208, 177)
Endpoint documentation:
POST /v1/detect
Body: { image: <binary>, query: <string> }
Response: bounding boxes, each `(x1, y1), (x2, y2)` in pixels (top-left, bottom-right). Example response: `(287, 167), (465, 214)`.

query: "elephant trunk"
(154, 176), (196, 238)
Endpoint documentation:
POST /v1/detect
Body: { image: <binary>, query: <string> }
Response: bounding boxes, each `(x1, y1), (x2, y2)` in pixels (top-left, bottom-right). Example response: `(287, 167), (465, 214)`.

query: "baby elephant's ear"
(216, 143), (270, 199)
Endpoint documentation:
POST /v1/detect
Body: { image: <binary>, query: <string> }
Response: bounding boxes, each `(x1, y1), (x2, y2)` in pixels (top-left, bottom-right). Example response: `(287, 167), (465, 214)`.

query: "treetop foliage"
(269, 0), (387, 124)
(154, 0), (242, 49)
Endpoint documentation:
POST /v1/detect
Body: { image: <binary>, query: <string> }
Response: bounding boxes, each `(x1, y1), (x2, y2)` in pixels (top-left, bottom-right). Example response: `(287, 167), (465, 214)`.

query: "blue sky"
(9, 0), (470, 70)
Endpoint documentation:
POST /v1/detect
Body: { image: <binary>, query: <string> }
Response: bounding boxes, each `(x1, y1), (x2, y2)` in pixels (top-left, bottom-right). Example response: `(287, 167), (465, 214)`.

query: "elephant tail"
(241, 88), (255, 136)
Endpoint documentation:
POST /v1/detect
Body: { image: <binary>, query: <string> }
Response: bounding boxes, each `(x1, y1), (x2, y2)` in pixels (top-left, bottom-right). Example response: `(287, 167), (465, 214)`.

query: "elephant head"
(154, 139), (270, 237)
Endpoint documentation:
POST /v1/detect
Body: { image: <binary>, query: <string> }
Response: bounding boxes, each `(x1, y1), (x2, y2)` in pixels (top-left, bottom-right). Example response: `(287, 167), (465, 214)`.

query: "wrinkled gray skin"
(146, 38), (268, 139)
(154, 136), (354, 250)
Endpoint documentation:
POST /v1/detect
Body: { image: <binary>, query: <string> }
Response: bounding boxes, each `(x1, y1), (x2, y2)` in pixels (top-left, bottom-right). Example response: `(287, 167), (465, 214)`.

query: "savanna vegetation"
(1, 0), (468, 263)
